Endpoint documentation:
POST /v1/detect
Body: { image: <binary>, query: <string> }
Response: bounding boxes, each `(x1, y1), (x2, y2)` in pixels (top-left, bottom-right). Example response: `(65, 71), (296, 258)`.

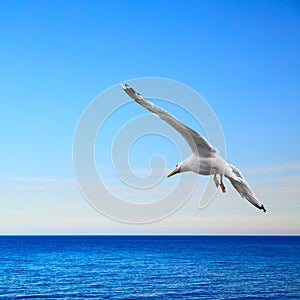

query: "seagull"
(121, 83), (266, 212)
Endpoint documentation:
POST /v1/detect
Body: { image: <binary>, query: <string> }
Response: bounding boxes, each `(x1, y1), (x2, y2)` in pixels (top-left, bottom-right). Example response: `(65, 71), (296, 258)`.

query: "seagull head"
(167, 163), (182, 178)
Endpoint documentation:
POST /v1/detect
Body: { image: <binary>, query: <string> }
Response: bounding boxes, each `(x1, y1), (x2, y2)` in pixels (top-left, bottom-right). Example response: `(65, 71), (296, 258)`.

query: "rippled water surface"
(0, 236), (299, 299)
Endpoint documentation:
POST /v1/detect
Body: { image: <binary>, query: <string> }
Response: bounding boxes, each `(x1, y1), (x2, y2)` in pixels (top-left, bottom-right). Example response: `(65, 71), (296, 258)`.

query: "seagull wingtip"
(120, 83), (130, 90)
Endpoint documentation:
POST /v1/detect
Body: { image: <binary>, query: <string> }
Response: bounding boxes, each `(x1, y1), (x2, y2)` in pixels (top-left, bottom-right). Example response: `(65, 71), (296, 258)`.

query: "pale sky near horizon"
(0, 0), (299, 234)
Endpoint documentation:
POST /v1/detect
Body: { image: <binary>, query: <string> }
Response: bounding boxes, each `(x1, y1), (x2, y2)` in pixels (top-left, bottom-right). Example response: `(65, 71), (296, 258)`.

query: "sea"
(0, 235), (299, 299)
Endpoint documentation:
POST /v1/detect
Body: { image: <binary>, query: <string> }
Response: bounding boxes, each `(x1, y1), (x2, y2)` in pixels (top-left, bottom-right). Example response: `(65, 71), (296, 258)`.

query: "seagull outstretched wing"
(226, 164), (266, 212)
(121, 83), (217, 158)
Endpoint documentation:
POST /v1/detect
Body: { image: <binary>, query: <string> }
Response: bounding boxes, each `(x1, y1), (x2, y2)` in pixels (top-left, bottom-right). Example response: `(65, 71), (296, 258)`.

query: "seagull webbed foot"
(220, 183), (226, 193)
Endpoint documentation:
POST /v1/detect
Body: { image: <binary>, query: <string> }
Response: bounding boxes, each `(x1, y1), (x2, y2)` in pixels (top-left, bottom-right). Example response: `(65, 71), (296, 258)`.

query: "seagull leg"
(213, 169), (220, 188)
(220, 174), (226, 193)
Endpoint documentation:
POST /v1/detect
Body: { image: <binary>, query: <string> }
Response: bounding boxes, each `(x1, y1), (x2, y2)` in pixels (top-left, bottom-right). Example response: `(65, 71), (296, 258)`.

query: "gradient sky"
(1, 0), (299, 234)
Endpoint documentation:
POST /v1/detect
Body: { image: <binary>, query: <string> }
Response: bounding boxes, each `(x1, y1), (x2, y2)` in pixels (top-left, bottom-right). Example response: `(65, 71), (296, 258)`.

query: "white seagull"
(121, 83), (266, 212)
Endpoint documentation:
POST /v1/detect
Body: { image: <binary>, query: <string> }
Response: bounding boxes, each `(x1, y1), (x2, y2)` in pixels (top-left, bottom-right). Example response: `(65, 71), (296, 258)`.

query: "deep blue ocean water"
(0, 236), (299, 299)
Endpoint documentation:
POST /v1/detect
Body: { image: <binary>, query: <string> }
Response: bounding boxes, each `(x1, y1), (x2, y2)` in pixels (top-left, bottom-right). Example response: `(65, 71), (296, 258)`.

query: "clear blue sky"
(0, 0), (299, 234)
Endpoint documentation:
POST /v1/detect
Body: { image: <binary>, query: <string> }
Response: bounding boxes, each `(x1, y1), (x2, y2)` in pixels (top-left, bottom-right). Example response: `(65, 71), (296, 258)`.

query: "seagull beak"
(167, 168), (178, 178)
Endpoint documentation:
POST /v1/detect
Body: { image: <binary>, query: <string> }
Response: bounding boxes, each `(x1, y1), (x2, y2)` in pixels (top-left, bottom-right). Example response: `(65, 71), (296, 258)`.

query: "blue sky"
(0, 0), (299, 234)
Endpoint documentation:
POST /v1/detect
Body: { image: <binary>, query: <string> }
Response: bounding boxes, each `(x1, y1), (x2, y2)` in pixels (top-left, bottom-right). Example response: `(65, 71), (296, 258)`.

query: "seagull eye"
(176, 164), (178, 168)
